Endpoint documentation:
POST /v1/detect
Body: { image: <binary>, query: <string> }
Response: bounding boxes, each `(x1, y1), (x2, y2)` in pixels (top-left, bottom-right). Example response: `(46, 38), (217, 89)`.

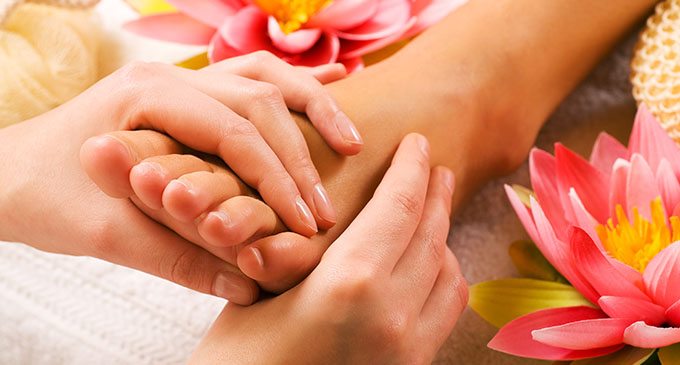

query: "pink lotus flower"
(491, 105), (680, 361)
(124, 0), (466, 71)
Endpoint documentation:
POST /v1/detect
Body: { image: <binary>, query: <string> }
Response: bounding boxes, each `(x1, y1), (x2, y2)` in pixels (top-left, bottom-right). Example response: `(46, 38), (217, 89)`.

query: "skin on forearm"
(296, 0), (657, 243)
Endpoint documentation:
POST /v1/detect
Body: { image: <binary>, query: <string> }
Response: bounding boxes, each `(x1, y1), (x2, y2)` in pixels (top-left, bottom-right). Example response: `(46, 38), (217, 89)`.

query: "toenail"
(135, 161), (166, 178)
(249, 247), (265, 269)
(208, 211), (231, 228)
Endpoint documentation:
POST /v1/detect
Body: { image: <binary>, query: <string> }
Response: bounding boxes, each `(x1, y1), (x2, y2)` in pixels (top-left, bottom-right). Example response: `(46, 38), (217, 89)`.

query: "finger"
(323, 133), (431, 269)
(392, 166), (455, 307)
(130, 154), (214, 209)
(198, 196), (285, 248)
(145, 64), (335, 229)
(206, 51), (363, 155)
(297, 63), (347, 84)
(80, 130), (184, 198)
(104, 201), (259, 305)
(417, 249), (467, 353)
(162, 169), (249, 222)
(236, 232), (322, 293)
(121, 71), (318, 237)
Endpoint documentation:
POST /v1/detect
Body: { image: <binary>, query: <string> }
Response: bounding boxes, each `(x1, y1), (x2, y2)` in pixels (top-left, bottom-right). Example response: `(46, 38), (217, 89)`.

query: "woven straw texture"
(631, 0), (680, 144)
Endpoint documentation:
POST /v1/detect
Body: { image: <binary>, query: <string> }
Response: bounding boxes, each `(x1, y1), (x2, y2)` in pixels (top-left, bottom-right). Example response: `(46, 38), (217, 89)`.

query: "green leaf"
(572, 346), (656, 365)
(468, 278), (594, 328)
(511, 184), (535, 207)
(659, 343), (680, 364)
(509, 240), (567, 283)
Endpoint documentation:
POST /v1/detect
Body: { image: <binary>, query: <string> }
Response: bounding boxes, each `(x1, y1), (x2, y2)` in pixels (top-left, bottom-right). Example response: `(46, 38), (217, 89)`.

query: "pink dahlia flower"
(492, 105), (680, 361)
(124, 0), (466, 71)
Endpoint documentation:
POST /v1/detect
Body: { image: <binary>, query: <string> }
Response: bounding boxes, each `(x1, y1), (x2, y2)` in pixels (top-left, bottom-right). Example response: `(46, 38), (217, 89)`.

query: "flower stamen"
(254, 0), (333, 33)
(596, 198), (680, 273)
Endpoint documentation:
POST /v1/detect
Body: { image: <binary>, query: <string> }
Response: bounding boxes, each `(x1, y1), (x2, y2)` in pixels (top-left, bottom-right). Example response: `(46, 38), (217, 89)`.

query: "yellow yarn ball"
(0, 3), (99, 128)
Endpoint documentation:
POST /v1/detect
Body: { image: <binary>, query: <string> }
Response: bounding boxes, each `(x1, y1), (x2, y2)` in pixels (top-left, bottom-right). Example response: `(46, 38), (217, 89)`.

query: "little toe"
(237, 232), (325, 293)
(198, 196), (285, 248)
(130, 154), (213, 209)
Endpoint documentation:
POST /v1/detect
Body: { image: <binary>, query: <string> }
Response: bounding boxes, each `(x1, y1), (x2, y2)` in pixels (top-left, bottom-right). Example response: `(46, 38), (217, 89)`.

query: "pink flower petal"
(282, 32), (339, 67)
(590, 132), (628, 176)
(609, 159), (630, 222)
(340, 57), (364, 73)
(570, 227), (651, 301)
(488, 306), (623, 360)
(530, 149), (568, 241)
(608, 259), (645, 289)
(220, 6), (280, 54)
(629, 104), (680, 179)
(666, 299), (680, 327)
(267, 17), (321, 54)
(307, 0), (379, 31)
(598, 296), (667, 326)
(505, 185), (540, 244)
(165, 0), (240, 28)
(532, 318), (633, 350)
(403, 0), (466, 38)
(567, 188), (603, 251)
(623, 321), (680, 348)
(337, 20), (413, 59)
(532, 199), (599, 303)
(334, 0), (411, 41)
(657, 159), (680, 215)
(555, 144), (610, 224)
(643, 241), (680, 308)
(208, 32), (241, 63)
(626, 153), (661, 221)
(124, 13), (216, 45)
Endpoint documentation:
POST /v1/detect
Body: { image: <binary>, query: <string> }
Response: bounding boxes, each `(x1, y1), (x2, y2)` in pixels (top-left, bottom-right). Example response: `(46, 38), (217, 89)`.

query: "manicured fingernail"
(416, 134), (430, 157)
(335, 112), (362, 145)
(295, 196), (318, 233)
(214, 271), (254, 304)
(312, 183), (336, 224)
(249, 247), (265, 269)
(441, 168), (455, 195)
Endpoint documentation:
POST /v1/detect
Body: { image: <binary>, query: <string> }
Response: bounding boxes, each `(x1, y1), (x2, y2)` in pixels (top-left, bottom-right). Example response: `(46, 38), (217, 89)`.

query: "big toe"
(80, 130), (184, 198)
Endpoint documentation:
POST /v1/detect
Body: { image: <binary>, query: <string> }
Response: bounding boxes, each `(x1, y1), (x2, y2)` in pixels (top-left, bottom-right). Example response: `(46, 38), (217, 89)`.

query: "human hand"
(0, 53), (355, 305)
(82, 51), (362, 237)
(190, 134), (468, 364)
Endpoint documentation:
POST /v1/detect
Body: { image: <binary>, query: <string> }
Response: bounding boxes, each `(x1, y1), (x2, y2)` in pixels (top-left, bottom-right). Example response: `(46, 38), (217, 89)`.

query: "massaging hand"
(0, 52), (359, 305)
(190, 134), (468, 364)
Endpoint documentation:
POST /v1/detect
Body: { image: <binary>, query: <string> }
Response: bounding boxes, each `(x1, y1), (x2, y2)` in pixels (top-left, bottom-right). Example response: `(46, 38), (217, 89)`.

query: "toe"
(130, 154), (213, 209)
(81, 130), (184, 198)
(237, 232), (324, 293)
(198, 196), (285, 247)
(162, 169), (250, 222)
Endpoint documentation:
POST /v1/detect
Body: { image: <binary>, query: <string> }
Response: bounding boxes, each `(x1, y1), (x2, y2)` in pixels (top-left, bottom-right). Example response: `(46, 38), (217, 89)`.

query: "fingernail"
(295, 196), (318, 233)
(312, 183), (336, 224)
(441, 168), (455, 195)
(416, 134), (430, 157)
(214, 271), (254, 305)
(249, 247), (265, 269)
(335, 112), (362, 145)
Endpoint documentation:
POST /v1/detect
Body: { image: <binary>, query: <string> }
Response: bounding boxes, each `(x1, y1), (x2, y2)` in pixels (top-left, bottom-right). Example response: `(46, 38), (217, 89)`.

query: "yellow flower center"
(254, 0), (333, 33)
(596, 198), (680, 273)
